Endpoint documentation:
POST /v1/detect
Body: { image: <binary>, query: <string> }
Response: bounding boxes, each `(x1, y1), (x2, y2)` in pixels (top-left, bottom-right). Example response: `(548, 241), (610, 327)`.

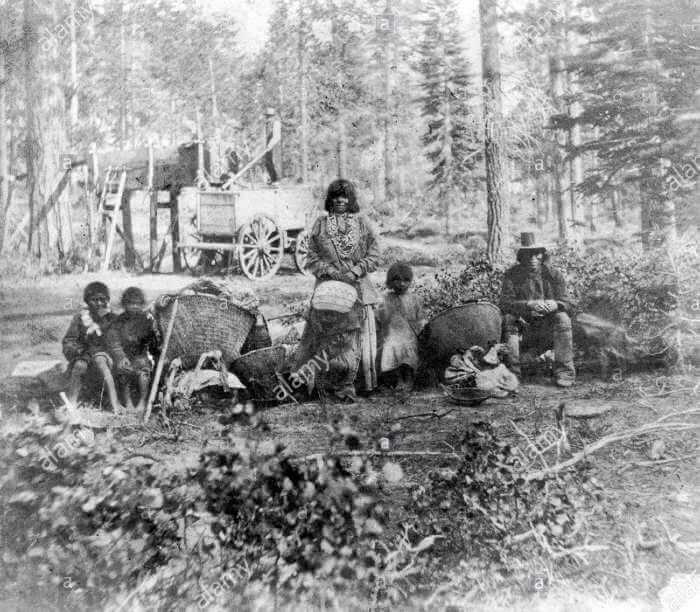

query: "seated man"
(499, 233), (576, 387)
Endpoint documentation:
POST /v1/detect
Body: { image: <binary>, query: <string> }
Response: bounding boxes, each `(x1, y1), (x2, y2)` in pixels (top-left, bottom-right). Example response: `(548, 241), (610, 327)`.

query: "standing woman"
(303, 179), (381, 396)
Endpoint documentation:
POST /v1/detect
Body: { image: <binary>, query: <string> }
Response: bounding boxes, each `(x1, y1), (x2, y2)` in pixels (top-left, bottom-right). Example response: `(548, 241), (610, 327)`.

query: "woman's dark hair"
(323, 179), (359, 213)
(121, 286), (146, 307)
(386, 261), (413, 286)
(83, 281), (110, 302)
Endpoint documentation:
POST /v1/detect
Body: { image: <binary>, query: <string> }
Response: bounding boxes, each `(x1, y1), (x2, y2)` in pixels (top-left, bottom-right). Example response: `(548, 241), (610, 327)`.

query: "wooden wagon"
(177, 184), (319, 280)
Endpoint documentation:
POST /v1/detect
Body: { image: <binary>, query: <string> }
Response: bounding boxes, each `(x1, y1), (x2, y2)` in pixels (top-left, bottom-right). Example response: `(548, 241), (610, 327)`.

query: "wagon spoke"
(241, 248), (257, 263)
(237, 215), (284, 281)
(294, 230), (312, 275)
(262, 251), (276, 267)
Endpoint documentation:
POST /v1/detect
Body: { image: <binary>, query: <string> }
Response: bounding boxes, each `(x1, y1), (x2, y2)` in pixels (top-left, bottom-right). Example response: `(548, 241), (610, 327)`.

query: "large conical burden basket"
(157, 294), (256, 368)
(419, 301), (502, 368)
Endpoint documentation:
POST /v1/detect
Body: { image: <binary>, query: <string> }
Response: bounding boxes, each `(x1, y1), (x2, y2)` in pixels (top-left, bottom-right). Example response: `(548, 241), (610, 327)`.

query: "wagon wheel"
(237, 215), (284, 280)
(293, 230), (312, 275)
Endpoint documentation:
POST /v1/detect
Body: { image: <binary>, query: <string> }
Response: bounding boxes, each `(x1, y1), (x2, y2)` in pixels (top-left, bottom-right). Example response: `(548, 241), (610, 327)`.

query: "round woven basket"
(311, 281), (358, 313)
(231, 346), (288, 401)
(441, 384), (492, 407)
(420, 301), (502, 367)
(157, 294), (256, 367)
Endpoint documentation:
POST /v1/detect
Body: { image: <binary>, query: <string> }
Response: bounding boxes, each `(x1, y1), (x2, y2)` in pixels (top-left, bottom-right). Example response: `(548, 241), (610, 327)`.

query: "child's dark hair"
(121, 286), (146, 307)
(83, 281), (109, 302)
(323, 179), (359, 213)
(386, 261), (413, 286)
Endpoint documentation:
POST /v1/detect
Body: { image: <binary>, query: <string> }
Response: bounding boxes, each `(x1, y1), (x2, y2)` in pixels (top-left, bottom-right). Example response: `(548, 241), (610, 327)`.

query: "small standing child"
(62, 281), (123, 412)
(378, 262), (426, 391)
(113, 287), (159, 413)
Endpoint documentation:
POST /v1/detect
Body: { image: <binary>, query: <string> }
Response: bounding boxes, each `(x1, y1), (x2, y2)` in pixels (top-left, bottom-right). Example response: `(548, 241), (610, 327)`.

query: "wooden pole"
(101, 169), (126, 272)
(143, 298), (178, 423)
(196, 109), (205, 187)
(148, 141), (158, 270)
(121, 188), (134, 269)
(170, 188), (181, 273)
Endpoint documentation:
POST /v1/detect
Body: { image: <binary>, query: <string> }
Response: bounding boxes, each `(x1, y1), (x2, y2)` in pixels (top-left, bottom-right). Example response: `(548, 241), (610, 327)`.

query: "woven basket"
(231, 346), (287, 401)
(420, 301), (502, 368)
(157, 294), (256, 367)
(311, 281), (358, 313)
(240, 315), (273, 355)
(441, 383), (492, 407)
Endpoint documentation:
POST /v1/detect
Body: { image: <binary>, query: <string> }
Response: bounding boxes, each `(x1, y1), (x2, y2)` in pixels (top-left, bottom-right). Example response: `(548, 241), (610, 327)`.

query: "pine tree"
(308, 0), (374, 180)
(416, 0), (478, 233)
(570, 0), (700, 246)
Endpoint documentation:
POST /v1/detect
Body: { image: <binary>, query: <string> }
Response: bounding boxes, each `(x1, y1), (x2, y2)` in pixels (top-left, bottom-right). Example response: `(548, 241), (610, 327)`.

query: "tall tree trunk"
(208, 55), (223, 178)
(23, 0), (39, 254)
(68, 0), (79, 132)
(480, 0), (508, 264)
(128, 20), (137, 148)
(298, 0), (309, 183)
(611, 188), (622, 227)
(332, 5), (347, 180)
(0, 38), (9, 253)
(568, 99), (584, 234)
(442, 73), (453, 235)
(549, 49), (568, 243)
(587, 192), (597, 232)
(382, 0), (394, 201)
(564, 0), (584, 238)
(535, 175), (545, 229)
(39, 0), (67, 260)
(337, 118), (347, 178)
(118, 1), (126, 149)
(170, 98), (177, 145)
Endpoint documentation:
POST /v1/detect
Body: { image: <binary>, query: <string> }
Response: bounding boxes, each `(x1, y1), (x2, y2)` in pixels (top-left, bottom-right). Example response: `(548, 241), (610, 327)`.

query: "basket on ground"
(157, 294), (256, 367)
(420, 302), (502, 367)
(441, 384), (493, 407)
(231, 346), (288, 402)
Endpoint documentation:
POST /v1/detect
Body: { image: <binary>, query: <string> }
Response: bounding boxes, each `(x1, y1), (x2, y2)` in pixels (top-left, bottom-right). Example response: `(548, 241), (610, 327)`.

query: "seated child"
(113, 287), (159, 413)
(62, 281), (123, 412)
(378, 262), (427, 391)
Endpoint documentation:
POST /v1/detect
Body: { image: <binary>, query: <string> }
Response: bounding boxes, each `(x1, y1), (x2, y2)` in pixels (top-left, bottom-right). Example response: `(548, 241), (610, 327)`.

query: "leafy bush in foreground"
(408, 423), (604, 592)
(0, 417), (188, 610)
(196, 444), (424, 603)
(0, 418), (429, 610)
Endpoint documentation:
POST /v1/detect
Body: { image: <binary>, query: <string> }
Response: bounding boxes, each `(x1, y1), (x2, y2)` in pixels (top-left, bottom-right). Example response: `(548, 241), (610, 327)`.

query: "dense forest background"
(0, 0), (698, 267)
